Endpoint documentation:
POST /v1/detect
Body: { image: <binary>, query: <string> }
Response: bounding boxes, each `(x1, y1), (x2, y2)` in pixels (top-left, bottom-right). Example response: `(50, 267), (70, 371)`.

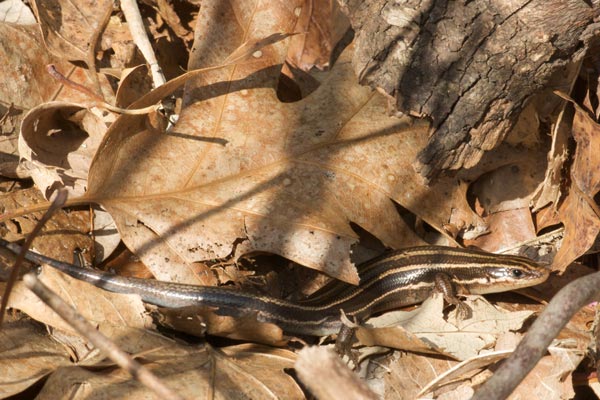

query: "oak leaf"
(82, 43), (484, 284)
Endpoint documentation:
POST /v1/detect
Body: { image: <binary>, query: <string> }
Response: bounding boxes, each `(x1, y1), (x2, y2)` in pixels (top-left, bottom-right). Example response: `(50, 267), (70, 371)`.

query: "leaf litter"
(0, 0), (599, 399)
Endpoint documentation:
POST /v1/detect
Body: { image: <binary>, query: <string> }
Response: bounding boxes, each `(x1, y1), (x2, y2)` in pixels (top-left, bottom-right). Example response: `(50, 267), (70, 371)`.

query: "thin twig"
(47, 65), (104, 102)
(471, 270), (600, 399)
(120, 0), (166, 88)
(0, 189), (67, 327)
(22, 273), (185, 400)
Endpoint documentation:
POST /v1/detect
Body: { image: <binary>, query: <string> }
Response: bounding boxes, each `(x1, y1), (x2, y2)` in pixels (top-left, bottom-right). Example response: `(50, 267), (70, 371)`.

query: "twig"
(47, 64), (104, 102)
(0, 189), (67, 327)
(471, 270), (600, 400)
(120, 0), (166, 88)
(22, 273), (185, 400)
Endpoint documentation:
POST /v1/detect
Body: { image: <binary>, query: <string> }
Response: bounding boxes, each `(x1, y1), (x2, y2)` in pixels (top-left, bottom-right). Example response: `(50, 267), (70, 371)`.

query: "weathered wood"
(338, 0), (600, 180)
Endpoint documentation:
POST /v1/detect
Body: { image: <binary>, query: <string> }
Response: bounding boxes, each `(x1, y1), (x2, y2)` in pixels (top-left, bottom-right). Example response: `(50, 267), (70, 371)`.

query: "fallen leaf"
(549, 100), (600, 271)
(114, 65), (153, 109)
(466, 208), (537, 253)
(158, 305), (288, 346)
(357, 294), (535, 360)
(508, 346), (580, 400)
(0, 23), (108, 111)
(464, 147), (545, 251)
(0, 320), (71, 398)
(82, 43), (486, 284)
(30, 0), (113, 63)
(417, 350), (513, 398)
(0, 188), (94, 261)
(35, 343), (301, 399)
(19, 102), (109, 197)
(7, 267), (152, 334)
(382, 343), (580, 399)
(286, 0), (350, 71)
(531, 99), (572, 213)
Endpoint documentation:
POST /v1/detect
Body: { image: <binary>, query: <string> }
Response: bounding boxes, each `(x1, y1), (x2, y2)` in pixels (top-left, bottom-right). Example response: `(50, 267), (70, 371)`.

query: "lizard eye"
(511, 268), (524, 278)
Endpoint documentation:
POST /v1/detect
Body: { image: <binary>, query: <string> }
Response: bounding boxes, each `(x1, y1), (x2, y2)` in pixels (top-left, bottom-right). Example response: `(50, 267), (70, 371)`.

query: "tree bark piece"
(339, 0), (600, 180)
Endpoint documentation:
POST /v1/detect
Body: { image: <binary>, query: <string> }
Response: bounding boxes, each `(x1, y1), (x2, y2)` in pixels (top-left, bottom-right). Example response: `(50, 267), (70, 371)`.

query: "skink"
(0, 239), (549, 336)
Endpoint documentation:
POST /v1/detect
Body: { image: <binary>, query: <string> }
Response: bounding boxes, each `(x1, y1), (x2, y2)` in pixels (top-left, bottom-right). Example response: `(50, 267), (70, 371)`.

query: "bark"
(338, 0), (600, 180)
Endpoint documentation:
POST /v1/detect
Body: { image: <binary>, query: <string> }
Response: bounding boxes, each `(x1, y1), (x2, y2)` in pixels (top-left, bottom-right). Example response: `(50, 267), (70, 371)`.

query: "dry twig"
(472, 270), (600, 399)
(22, 272), (185, 400)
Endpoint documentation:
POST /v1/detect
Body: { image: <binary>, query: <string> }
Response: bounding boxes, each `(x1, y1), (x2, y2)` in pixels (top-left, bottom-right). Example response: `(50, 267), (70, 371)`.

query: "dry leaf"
(0, 320), (71, 398)
(550, 101), (600, 271)
(115, 65), (153, 109)
(466, 208), (537, 253)
(35, 344), (301, 399)
(531, 98), (573, 213)
(508, 347), (580, 400)
(464, 147), (545, 251)
(7, 267), (152, 334)
(0, 21), (114, 179)
(19, 102), (109, 197)
(0, 188), (93, 260)
(417, 350), (513, 397)
(82, 43), (486, 284)
(30, 0), (113, 63)
(357, 294), (535, 360)
(158, 305), (288, 346)
(295, 346), (378, 400)
(0, 24), (106, 110)
(381, 343), (580, 399)
(286, 0), (350, 71)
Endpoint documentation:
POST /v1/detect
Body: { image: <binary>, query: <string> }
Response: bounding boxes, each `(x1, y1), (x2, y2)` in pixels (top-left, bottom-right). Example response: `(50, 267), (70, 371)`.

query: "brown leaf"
(19, 102), (108, 197)
(531, 100), (572, 213)
(0, 22), (116, 181)
(550, 102), (600, 271)
(504, 349), (579, 399)
(115, 65), (153, 109)
(51, 2), (482, 284)
(357, 295), (535, 360)
(0, 320), (71, 398)
(381, 320), (581, 399)
(83, 44), (485, 283)
(223, 32), (298, 66)
(66, 0), (495, 285)
(295, 346), (378, 400)
(0, 24), (110, 110)
(461, 142), (546, 250)
(158, 305), (288, 346)
(154, 0), (194, 43)
(30, 0), (113, 62)
(286, 0), (350, 71)
(383, 352), (463, 399)
(411, 350), (579, 399)
(8, 267), (152, 334)
(0, 188), (94, 261)
(416, 350), (513, 398)
(36, 344), (301, 399)
(465, 208), (536, 252)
